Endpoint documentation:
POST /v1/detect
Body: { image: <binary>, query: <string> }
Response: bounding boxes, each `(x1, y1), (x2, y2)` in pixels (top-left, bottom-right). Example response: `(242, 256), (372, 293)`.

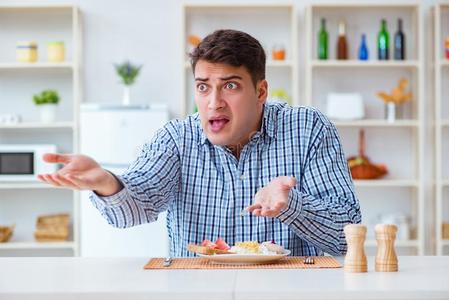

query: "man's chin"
(205, 132), (231, 146)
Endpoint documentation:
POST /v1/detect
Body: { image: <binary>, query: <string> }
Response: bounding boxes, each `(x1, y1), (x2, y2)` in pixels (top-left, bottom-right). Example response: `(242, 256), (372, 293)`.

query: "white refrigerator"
(80, 104), (169, 257)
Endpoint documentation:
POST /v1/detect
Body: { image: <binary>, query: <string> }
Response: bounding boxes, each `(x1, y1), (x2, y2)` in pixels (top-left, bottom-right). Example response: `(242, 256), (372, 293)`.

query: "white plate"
(198, 250), (291, 264)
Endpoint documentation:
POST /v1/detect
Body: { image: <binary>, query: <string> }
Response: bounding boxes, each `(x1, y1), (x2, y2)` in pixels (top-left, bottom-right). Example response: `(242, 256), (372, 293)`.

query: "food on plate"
(261, 241), (287, 254)
(230, 241), (286, 255)
(187, 237), (233, 255)
(187, 238), (287, 256)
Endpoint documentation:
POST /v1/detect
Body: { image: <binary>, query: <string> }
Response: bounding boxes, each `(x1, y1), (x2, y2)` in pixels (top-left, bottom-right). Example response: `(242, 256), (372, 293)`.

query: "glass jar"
(47, 41), (65, 62)
(16, 41), (38, 63)
(272, 44), (286, 60)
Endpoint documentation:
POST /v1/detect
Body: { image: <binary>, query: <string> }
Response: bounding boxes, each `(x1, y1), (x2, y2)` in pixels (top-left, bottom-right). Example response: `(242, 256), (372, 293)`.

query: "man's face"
(194, 60), (267, 148)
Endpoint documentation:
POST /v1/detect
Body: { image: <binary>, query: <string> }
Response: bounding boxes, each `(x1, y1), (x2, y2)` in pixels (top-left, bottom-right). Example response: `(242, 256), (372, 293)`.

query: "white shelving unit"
(305, 3), (424, 255)
(182, 3), (298, 116)
(0, 5), (81, 256)
(435, 2), (449, 256)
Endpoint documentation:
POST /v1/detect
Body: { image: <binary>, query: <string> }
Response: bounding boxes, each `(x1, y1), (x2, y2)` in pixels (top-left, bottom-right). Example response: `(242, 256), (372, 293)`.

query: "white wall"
(0, 0), (438, 253)
(0, 0), (435, 115)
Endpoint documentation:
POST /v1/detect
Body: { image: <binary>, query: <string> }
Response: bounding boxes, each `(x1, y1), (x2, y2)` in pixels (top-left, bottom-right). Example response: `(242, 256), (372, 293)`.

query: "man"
(38, 29), (361, 257)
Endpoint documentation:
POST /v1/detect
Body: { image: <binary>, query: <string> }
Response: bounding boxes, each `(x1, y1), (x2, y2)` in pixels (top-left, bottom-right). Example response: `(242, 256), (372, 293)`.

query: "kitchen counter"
(0, 256), (448, 300)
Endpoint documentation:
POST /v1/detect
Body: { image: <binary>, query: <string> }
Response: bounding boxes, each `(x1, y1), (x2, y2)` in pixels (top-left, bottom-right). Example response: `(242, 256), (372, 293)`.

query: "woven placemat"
(144, 256), (341, 270)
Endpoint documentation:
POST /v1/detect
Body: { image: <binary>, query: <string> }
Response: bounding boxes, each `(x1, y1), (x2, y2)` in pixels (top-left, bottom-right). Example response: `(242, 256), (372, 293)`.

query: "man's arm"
(277, 122), (361, 255)
(90, 123), (181, 229)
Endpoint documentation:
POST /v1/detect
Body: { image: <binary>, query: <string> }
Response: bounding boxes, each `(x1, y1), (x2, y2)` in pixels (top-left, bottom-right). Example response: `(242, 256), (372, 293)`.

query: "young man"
(38, 29), (361, 257)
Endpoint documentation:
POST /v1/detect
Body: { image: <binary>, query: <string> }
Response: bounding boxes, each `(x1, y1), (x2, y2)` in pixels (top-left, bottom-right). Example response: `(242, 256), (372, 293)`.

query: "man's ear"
(257, 79), (268, 103)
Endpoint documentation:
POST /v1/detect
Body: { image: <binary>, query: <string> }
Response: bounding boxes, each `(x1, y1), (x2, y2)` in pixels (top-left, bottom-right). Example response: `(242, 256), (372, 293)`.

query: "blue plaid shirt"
(90, 102), (361, 257)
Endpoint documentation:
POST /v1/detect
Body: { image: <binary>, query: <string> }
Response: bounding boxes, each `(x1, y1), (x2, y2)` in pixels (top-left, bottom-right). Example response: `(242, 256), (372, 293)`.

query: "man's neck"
(226, 144), (245, 159)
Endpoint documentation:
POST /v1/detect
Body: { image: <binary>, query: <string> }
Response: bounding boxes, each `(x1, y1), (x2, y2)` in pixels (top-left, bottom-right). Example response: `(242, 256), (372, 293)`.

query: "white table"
(0, 256), (448, 300)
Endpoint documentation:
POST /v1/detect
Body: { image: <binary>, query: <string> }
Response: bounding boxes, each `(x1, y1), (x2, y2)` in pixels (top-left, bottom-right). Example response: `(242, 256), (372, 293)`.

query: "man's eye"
(197, 84), (208, 92)
(225, 82), (238, 90)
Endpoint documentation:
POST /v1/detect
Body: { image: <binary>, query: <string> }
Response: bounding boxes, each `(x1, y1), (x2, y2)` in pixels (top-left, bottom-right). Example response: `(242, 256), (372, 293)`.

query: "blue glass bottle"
(358, 34), (369, 60)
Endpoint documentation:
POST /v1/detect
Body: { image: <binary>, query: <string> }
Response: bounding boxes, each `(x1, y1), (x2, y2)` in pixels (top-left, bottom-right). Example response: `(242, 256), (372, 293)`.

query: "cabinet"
(182, 3), (298, 116)
(305, 4), (424, 255)
(435, 2), (449, 256)
(0, 5), (81, 256)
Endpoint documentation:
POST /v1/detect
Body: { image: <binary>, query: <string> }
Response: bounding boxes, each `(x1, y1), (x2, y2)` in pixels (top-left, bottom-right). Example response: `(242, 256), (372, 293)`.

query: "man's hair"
(189, 29), (266, 88)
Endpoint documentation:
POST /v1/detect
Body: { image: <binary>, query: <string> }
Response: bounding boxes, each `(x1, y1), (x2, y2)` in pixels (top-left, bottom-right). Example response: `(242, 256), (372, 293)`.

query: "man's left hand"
(246, 176), (297, 217)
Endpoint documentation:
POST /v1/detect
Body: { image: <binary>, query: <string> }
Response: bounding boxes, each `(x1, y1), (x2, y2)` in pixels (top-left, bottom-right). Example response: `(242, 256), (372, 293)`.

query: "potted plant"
(115, 60), (142, 105)
(33, 89), (59, 123)
(377, 78), (412, 123)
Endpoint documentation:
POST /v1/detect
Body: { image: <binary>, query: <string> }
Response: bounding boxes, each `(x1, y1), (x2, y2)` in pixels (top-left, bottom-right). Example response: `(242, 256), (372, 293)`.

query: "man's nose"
(208, 90), (225, 110)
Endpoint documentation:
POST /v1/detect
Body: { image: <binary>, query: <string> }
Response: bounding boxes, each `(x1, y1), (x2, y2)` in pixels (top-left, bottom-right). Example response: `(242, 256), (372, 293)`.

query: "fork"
(240, 208), (250, 216)
(163, 256), (172, 267)
(303, 256), (315, 264)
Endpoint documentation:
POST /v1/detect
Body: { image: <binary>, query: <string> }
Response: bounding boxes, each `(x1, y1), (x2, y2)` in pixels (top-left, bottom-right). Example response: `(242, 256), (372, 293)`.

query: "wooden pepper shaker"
(375, 224), (398, 272)
(344, 224), (367, 273)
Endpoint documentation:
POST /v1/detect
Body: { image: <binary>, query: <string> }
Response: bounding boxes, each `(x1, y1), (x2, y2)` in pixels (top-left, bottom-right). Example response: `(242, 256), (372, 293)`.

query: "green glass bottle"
(378, 19), (389, 60)
(318, 18), (328, 60)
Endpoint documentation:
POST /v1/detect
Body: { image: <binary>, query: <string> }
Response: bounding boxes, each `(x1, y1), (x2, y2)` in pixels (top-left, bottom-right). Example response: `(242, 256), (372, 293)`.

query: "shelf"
(366, 239), (419, 247)
(354, 180), (419, 188)
(184, 3), (293, 9)
(184, 60), (293, 69)
(441, 240), (449, 247)
(0, 241), (75, 250)
(0, 182), (60, 189)
(0, 62), (74, 70)
(0, 4), (75, 11)
(311, 3), (419, 9)
(311, 60), (419, 68)
(0, 122), (74, 129)
(440, 60), (449, 67)
(333, 120), (419, 128)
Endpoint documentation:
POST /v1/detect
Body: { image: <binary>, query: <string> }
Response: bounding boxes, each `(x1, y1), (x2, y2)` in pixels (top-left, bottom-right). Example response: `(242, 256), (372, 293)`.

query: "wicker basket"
(0, 225), (15, 243)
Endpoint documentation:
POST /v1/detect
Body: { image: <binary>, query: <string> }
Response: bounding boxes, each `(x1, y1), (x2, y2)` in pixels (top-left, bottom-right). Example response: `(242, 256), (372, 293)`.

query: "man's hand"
(37, 153), (122, 196)
(246, 176), (297, 217)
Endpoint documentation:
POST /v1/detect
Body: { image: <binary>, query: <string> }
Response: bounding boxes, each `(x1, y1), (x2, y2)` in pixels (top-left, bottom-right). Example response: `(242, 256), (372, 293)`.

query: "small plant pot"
(39, 104), (57, 123)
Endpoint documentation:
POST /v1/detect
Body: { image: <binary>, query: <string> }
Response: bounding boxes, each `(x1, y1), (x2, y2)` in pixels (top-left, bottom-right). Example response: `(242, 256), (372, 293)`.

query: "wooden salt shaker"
(375, 224), (398, 272)
(344, 224), (367, 273)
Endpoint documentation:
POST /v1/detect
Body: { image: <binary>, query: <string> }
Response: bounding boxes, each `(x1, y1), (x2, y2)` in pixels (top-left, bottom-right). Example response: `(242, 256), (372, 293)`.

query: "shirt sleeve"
(277, 119), (361, 256)
(89, 122), (181, 228)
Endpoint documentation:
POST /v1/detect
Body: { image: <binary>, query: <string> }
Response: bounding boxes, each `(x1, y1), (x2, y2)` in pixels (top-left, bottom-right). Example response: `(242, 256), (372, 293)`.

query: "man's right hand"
(37, 153), (123, 197)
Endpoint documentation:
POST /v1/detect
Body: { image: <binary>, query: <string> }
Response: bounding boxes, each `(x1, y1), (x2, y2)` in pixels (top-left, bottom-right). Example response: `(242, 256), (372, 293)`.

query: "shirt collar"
(199, 103), (277, 145)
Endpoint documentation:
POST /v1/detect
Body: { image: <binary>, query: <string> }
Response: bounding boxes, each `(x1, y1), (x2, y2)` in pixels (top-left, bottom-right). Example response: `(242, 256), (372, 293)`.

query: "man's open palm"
(247, 176), (297, 218)
(37, 153), (108, 191)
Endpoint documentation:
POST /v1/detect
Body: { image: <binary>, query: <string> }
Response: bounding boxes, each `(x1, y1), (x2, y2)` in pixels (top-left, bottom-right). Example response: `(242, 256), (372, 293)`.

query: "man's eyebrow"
(219, 75), (242, 81)
(194, 75), (243, 81)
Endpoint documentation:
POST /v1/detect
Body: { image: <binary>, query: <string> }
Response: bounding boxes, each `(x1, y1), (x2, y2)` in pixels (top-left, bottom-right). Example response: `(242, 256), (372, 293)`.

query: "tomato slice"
(201, 239), (217, 248)
(215, 237), (230, 250)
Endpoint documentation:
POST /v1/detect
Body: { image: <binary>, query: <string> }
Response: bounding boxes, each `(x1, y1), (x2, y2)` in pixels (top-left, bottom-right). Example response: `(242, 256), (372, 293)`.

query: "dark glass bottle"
(394, 18), (405, 60)
(378, 19), (389, 60)
(337, 21), (348, 60)
(358, 34), (369, 60)
(318, 18), (328, 60)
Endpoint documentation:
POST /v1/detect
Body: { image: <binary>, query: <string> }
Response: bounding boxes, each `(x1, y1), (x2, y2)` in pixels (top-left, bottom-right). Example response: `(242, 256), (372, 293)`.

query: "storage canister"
(16, 41), (38, 63)
(47, 41), (65, 62)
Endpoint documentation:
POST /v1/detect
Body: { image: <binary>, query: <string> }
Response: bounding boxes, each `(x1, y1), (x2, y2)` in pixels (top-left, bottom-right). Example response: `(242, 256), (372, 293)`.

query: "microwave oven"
(0, 144), (58, 181)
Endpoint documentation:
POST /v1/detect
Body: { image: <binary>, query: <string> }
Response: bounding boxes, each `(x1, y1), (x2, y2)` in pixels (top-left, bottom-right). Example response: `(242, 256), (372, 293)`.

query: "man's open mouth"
(209, 117), (230, 133)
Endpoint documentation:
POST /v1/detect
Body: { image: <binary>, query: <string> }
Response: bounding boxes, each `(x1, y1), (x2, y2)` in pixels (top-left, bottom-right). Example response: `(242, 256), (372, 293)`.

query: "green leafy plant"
(115, 61), (142, 85)
(33, 89), (60, 105)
